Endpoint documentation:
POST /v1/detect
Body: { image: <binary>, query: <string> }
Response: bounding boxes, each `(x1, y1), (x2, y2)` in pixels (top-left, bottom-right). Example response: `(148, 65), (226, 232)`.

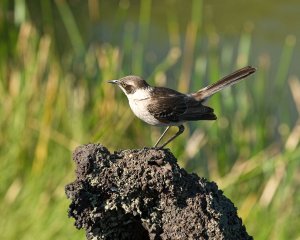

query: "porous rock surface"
(65, 143), (252, 240)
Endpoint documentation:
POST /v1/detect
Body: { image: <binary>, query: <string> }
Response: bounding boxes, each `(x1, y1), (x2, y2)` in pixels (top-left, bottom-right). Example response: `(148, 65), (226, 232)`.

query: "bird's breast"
(128, 98), (161, 126)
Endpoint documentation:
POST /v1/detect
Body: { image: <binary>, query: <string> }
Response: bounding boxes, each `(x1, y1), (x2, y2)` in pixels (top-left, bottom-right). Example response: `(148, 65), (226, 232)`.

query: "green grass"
(0, 1), (300, 239)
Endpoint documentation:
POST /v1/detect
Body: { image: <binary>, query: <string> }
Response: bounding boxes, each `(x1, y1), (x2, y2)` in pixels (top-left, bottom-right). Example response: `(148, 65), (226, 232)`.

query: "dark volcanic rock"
(65, 143), (252, 240)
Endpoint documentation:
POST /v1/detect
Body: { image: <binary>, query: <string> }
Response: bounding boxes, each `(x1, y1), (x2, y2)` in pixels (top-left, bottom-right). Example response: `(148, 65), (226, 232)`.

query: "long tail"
(192, 66), (256, 101)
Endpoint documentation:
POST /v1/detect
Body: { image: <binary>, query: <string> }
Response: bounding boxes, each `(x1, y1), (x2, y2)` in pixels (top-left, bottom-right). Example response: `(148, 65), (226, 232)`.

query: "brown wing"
(147, 87), (216, 124)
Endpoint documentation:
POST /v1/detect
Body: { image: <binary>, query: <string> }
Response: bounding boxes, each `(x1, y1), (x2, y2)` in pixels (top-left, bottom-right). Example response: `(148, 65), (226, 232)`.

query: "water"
(109, 1), (299, 78)
(27, 0), (299, 76)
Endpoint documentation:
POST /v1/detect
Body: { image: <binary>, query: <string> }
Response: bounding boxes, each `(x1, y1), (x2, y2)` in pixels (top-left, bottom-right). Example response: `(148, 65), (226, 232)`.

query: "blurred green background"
(1, 0), (300, 239)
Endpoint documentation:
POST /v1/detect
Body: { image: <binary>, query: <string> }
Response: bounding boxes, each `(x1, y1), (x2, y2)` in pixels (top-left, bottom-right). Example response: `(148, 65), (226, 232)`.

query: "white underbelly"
(128, 99), (161, 126)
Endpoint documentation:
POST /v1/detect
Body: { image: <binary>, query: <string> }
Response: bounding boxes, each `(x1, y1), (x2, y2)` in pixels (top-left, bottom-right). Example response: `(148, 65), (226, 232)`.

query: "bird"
(108, 66), (256, 149)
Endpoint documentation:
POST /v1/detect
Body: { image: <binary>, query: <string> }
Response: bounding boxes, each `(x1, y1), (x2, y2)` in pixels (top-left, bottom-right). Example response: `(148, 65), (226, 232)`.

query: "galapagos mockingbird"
(108, 66), (256, 149)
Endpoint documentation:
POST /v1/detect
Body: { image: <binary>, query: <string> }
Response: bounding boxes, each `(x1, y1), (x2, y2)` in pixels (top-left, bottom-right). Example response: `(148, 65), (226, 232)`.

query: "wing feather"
(147, 87), (216, 123)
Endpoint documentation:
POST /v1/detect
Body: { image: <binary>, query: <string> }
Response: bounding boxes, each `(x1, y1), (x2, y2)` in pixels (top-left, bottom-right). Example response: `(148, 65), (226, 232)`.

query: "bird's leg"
(154, 126), (171, 148)
(155, 125), (185, 149)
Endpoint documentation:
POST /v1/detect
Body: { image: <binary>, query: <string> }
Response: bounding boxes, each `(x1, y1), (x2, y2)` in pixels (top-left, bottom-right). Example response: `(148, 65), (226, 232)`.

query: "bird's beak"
(108, 80), (119, 84)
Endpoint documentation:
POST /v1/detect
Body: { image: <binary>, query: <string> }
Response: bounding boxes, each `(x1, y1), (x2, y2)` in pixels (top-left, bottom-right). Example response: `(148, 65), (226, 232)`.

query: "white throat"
(125, 87), (152, 101)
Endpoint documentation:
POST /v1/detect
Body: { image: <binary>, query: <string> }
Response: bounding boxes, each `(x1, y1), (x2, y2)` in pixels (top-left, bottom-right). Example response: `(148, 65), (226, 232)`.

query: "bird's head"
(108, 75), (150, 95)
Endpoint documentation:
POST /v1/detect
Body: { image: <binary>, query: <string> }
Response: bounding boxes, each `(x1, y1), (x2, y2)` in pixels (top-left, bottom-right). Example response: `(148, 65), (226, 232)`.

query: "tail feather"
(192, 66), (256, 101)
